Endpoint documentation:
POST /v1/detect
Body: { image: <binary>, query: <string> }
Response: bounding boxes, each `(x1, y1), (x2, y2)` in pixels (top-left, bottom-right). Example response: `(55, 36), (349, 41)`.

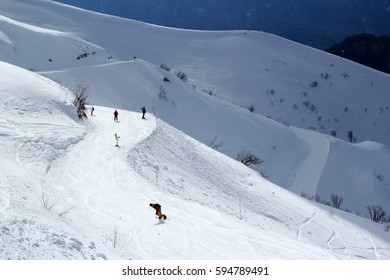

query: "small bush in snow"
(374, 172), (384, 182)
(236, 150), (264, 167)
(202, 89), (215, 96)
(302, 101), (316, 112)
(321, 72), (331, 79)
(347, 130), (357, 143)
(77, 53), (88, 60)
(76, 50), (96, 60)
(71, 84), (89, 119)
(248, 104), (255, 113)
(175, 71), (188, 82)
(310, 81), (319, 87)
(163, 77), (170, 83)
(160, 64), (171, 71)
(330, 194), (344, 209)
(330, 130), (337, 137)
(367, 205), (387, 223)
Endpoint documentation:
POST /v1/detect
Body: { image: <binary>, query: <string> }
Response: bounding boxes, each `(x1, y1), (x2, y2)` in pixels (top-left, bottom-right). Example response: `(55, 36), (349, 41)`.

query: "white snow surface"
(0, 0), (389, 260)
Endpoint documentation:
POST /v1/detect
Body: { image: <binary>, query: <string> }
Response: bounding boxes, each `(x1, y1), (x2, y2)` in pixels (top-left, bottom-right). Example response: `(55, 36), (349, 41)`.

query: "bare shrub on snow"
(160, 63), (171, 71)
(70, 84), (89, 119)
(330, 194), (344, 209)
(367, 205), (387, 223)
(236, 150), (264, 167)
(208, 136), (224, 150)
(175, 70), (188, 82)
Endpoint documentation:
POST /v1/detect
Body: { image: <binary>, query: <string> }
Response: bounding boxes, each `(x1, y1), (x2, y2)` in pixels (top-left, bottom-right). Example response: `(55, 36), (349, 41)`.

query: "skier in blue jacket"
(141, 106), (146, 119)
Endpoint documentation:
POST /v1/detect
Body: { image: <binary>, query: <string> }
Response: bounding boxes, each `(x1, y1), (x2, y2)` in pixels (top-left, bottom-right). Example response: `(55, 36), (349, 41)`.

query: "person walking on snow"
(149, 203), (167, 220)
(114, 133), (120, 147)
(141, 106), (146, 119)
(114, 110), (119, 122)
(91, 106), (95, 116)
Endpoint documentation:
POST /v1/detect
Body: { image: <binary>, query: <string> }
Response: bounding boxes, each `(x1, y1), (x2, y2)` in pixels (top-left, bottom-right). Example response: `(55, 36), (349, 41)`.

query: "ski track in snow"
(289, 127), (330, 196)
(39, 60), (134, 74)
(326, 222), (351, 256)
(323, 211), (386, 260)
(296, 207), (319, 241)
(366, 230), (380, 260)
(326, 227), (338, 250)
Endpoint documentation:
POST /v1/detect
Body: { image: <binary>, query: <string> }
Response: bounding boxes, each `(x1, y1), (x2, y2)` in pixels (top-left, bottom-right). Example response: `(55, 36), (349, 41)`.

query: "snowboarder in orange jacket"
(149, 203), (167, 220)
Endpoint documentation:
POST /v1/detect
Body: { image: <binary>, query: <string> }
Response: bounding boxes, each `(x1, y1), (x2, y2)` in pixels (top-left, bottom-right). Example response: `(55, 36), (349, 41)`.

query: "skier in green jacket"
(115, 133), (120, 147)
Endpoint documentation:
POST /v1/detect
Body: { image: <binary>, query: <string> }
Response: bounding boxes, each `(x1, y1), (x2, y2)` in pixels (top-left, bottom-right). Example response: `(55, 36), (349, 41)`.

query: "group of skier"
(112, 106), (167, 220)
(113, 106), (146, 123)
(112, 106), (146, 146)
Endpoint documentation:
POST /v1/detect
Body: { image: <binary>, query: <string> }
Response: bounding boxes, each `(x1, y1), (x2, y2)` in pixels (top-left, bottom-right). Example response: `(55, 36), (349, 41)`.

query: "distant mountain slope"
(1, 1), (389, 148)
(54, 0), (390, 49)
(327, 33), (390, 74)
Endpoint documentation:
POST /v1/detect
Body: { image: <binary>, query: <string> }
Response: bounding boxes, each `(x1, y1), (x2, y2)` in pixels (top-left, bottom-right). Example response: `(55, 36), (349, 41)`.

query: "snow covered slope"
(1, 0), (389, 146)
(0, 61), (106, 259)
(0, 0), (389, 260)
(1, 61), (389, 260)
(0, 14), (110, 71)
(41, 58), (390, 217)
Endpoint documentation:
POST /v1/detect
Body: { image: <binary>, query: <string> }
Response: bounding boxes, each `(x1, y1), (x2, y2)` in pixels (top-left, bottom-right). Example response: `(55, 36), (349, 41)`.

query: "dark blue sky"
(54, 0), (390, 49)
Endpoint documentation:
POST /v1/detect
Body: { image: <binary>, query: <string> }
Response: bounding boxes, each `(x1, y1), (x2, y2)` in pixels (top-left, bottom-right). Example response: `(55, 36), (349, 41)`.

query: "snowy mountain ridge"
(0, 0), (389, 260)
(53, 0), (390, 50)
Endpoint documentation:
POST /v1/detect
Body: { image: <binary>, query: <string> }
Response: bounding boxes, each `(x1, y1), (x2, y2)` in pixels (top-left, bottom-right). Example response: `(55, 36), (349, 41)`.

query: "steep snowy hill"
(0, 61), (108, 259)
(40, 58), (390, 217)
(1, 61), (389, 260)
(1, 0), (390, 226)
(0, 0), (389, 261)
(0, 0), (390, 219)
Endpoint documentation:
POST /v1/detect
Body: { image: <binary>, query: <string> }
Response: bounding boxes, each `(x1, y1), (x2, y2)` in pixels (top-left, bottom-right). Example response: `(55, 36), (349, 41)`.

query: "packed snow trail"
(289, 127), (330, 196)
(41, 106), (341, 259)
(43, 106), (157, 254)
